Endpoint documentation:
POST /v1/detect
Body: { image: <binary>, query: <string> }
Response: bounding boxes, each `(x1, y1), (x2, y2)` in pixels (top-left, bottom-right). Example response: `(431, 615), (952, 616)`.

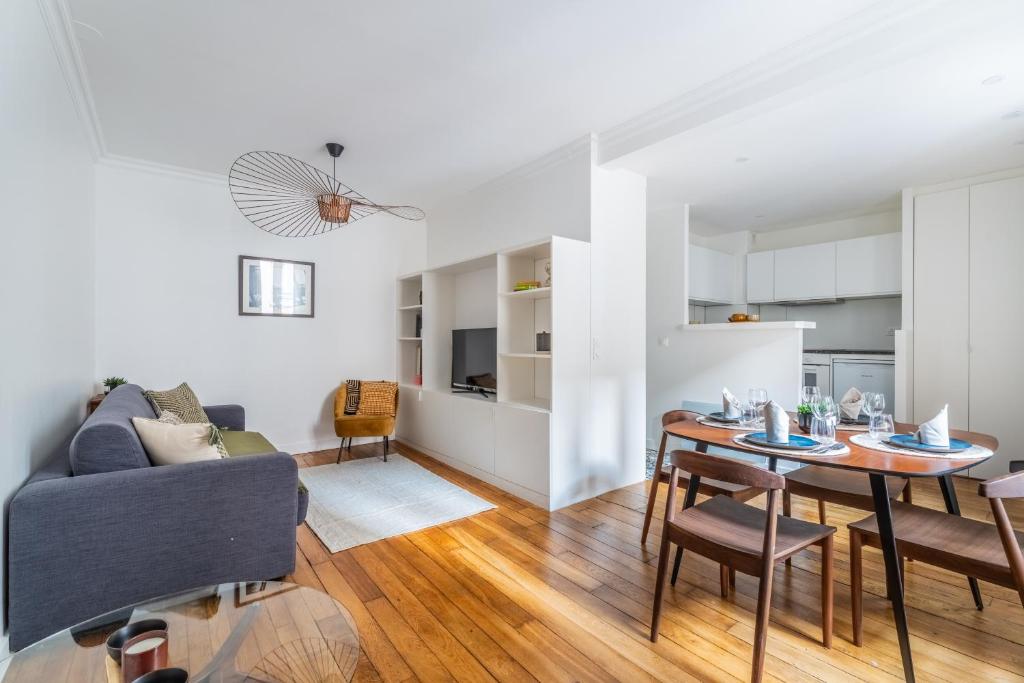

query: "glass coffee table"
(2, 582), (360, 682)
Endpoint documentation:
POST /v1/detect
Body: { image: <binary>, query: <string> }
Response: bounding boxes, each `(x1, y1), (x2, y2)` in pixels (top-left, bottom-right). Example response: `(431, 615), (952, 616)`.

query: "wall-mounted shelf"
(397, 336), (422, 341)
(501, 352), (551, 359)
(500, 287), (551, 300)
(398, 303), (422, 311)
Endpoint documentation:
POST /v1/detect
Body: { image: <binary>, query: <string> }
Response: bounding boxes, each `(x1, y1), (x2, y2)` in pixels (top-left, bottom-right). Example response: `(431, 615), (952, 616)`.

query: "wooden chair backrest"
(979, 470), (1024, 604)
(661, 409), (692, 427)
(667, 449), (785, 491)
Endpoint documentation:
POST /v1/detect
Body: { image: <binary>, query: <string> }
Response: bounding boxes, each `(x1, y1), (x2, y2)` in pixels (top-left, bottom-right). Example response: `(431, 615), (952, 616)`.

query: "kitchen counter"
(805, 349), (894, 355)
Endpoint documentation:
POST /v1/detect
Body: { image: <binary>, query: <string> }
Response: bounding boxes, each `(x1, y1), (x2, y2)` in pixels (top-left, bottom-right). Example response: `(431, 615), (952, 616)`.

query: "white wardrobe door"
(913, 187), (970, 429)
(968, 176), (1024, 478)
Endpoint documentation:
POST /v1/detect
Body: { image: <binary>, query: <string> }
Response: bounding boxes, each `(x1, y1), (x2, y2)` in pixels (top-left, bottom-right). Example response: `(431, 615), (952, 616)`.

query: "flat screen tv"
(451, 327), (497, 395)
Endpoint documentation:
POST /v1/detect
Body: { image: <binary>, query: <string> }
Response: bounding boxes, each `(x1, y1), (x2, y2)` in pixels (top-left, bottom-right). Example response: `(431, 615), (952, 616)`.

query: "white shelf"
(499, 397), (551, 413)
(397, 336), (422, 341)
(501, 352), (551, 359)
(398, 303), (422, 311)
(683, 321), (816, 331)
(500, 287), (551, 300)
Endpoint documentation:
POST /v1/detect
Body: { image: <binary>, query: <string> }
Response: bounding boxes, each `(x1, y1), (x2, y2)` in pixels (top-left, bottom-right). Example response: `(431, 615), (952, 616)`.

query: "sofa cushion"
(132, 417), (224, 465)
(70, 384), (155, 476)
(144, 382), (210, 423)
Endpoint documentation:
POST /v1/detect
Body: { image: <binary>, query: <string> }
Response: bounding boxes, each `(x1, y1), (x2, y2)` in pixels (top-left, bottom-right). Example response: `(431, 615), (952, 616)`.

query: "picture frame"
(238, 255), (315, 318)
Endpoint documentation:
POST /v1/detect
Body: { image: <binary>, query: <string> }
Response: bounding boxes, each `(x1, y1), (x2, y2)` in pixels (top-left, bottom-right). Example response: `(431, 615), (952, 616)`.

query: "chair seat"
(675, 495), (834, 562)
(658, 466), (761, 502)
(786, 466), (907, 509)
(849, 502), (1024, 586)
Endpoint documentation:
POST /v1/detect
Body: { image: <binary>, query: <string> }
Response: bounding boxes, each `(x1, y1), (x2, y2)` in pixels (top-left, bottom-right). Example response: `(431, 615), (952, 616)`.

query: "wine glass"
(863, 392), (885, 419)
(801, 386), (820, 406)
(811, 395), (836, 420)
(869, 414), (895, 442)
(739, 401), (759, 428)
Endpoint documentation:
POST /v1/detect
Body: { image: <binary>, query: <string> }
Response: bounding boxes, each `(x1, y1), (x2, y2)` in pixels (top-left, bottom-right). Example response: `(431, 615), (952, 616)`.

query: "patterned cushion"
(344, 379), (360, 415)
(356, 381), (398, 416)
(157, 410), (184, 425)
(144, 383), (210, 424)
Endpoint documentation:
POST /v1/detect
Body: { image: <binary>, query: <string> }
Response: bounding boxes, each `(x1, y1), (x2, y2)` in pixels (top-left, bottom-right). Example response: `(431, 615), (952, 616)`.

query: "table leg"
(767, 457), (778, 472)
(869, 473), (915, 682)
(938, 474), (985, 610)
(671, 442), (707, 585)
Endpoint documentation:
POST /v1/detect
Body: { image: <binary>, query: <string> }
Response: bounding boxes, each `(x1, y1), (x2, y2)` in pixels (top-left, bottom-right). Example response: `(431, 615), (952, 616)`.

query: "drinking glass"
(801, 386), (820, 405)
(739, 401), (759, 428)
(811, 395), (835, 420)
(869, 413), (896, 442)
(863, 392), (885, 418)
(811, 416), (837, 445)
(748, 388), (768, 426)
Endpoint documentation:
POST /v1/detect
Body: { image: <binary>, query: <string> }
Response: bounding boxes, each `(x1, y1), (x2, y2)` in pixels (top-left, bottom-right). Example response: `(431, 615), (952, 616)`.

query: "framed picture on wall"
(238, 255), (315, 317)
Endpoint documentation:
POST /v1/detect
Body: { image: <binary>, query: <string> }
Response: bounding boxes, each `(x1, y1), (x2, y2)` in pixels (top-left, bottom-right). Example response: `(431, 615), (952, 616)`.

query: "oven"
(802, 353), (831, 397)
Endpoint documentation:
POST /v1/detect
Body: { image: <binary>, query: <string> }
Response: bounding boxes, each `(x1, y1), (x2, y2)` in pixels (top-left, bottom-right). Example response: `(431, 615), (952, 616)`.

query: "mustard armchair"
(333, 382), (399, 463)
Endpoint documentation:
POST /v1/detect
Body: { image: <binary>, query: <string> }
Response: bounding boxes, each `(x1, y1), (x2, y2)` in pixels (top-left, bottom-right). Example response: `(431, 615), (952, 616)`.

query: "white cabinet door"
(494, 404), (549, 495)
(418, 391), (451, 454)
(689, 245), (733, 303)
(395, 386), (422, 444)
(448, 397), (495, 473)
(773, 243), (836, 301)
(913, 187), (970, 430)
(836, 233), (901, 297)
(968, 176), (1024, 478)
(746, 251), (774, 303)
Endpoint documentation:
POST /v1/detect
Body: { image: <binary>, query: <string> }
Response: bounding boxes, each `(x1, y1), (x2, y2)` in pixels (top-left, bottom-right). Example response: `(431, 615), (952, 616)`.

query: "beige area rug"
(299, 454), (496, 553)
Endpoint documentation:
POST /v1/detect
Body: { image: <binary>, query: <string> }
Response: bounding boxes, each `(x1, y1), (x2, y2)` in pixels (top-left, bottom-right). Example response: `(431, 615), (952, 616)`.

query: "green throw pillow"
(144, 382), (210, 424)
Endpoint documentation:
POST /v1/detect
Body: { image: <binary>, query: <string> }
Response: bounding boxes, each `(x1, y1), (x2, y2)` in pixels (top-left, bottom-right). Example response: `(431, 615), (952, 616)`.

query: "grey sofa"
(7, 384), (299, 651)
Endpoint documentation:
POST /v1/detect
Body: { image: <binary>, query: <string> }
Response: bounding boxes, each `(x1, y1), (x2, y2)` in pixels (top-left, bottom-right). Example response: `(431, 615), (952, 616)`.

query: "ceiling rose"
(228, 142), (425, 237)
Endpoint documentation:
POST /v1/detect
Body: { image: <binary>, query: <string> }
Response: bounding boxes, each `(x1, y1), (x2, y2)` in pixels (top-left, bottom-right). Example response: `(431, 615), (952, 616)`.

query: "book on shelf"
(513, 280), (542, 291)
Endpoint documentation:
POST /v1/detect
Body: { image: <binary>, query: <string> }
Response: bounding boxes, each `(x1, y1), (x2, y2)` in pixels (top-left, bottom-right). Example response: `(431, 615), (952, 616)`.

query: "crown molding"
(37, 0), (105, 159)
(597, 0), (949, 164)
(98, 154), (228, 185)
(471, 133), (596, 193)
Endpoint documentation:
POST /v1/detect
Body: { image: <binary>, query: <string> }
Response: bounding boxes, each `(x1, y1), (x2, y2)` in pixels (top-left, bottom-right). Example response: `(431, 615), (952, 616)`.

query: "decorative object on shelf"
(728, 313), (748, 322)
(238, 255), (314, 317)
(418, 289), (422, 304)
(415, 313), (422, 338)
(103, 376), (127, 394)
(544, 260), (552, 287)
(513, 280), (542, 292)
(536, 331), (551, 353)
(228, 142), (425, 237)
(747, 313), (760, 322)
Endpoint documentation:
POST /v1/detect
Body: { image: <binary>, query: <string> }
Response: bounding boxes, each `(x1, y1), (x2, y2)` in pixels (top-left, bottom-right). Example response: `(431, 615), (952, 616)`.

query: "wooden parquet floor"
(290, 442), (1024, 682)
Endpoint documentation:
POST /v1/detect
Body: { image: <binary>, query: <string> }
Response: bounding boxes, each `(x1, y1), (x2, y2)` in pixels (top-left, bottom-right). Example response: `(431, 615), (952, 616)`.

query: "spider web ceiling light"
(228, 142), (425, 238)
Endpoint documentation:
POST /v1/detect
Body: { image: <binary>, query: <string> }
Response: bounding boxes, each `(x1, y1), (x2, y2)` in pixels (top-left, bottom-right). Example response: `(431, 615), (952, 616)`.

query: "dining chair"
(783, 465), (911, 526)
(650, 449), (836, 683)
(641, 410), (763, 545)
(848, 469), (1024, 646)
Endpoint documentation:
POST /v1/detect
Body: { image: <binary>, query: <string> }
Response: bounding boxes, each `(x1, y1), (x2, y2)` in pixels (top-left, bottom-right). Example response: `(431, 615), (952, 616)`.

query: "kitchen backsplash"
(695, 296), (901, 351)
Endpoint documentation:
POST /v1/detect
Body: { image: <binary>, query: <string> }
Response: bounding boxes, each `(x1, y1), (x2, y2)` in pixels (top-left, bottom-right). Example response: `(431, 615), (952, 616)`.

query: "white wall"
(647, 205), (803, 447)
(426, 137), (593, 267)
(93, 162), (425, 454)
(453, 266), (497, 329)
(0, 0), (97, 653)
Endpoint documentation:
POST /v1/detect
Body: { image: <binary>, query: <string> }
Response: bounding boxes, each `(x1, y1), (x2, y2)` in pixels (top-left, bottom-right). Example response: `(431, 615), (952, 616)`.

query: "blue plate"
(743, 432), (819, 451)
(887, 433), (971, 454)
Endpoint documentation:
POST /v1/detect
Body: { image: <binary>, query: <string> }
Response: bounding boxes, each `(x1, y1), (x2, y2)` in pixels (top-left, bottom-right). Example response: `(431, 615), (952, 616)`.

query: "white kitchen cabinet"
(773, 242), (836, 301)
(967, 176), (1024, 478)
(745, 251), (774, 303)
(913, 187), (970, 431)
(689, 245), (734, 304)
(836, 233), (901, 297)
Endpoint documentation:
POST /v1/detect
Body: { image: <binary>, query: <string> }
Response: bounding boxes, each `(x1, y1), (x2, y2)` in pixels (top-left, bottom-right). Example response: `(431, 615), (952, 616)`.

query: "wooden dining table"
(663, 411), (999, 683)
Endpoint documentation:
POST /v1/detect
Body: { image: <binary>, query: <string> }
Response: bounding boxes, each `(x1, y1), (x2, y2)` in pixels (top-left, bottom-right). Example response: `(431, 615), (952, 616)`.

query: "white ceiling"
(67, 0), (879, 207)
(607, 1), (1024, 233)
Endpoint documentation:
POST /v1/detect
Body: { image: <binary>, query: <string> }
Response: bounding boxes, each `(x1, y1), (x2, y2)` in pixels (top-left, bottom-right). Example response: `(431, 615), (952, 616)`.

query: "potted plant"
(103, 377), (127, 394)
(797, 402), (813, 433)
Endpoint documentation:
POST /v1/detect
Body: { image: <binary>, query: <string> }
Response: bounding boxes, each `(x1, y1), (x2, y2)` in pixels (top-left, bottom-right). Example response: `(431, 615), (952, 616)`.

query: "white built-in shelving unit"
(396, 273), (423, 386)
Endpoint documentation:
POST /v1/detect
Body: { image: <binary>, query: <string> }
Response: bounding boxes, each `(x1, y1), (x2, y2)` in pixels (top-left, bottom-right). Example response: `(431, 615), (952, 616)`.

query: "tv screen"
(451, 328), (497, 394)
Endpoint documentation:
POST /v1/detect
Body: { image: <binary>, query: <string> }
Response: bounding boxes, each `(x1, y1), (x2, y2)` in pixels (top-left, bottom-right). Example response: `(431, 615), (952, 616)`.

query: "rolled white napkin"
(839, 387), (864, 420)
(765, 400), (790, 444)
(916, 405), (950, 448)
(722, 387), (742, 418)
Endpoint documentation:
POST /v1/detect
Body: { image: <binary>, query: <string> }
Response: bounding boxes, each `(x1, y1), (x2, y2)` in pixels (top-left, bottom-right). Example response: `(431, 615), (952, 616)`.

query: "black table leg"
(671, 442), (706, 585)
(938, 474), (985, 610)
(767, 457), (778, 472)
(870, 473), (915, 682)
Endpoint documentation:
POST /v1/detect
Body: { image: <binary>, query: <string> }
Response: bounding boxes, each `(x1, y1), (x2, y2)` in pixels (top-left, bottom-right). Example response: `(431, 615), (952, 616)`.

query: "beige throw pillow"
(132, 417), (224, 465)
